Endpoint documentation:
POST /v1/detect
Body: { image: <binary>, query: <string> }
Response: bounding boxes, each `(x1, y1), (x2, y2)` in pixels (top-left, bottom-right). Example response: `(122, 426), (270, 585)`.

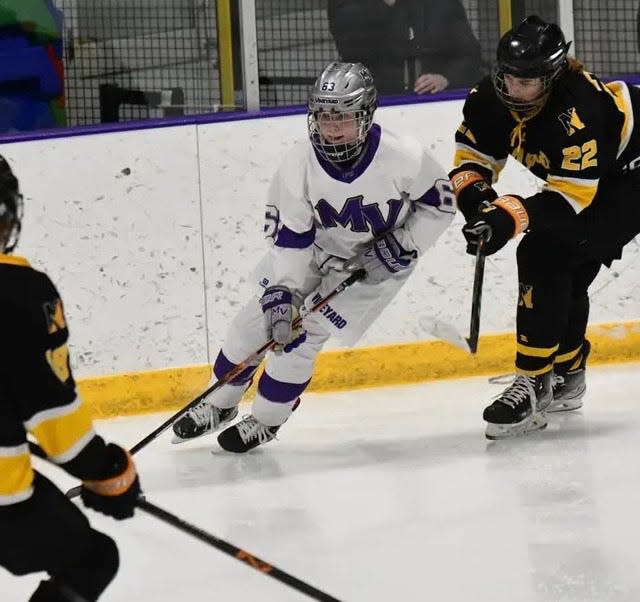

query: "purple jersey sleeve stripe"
(257, 372), (310, 403)
(275, 224), (315, 249)
(414, 186), (442, 207)
(213, 350), (257, 385)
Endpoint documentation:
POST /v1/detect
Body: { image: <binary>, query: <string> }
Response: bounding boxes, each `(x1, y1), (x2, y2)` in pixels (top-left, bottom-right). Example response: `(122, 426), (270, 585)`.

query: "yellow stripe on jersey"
(453, 143), (507, 181)
(516, 342), (559, 358)
(0, 444), (34, 505)
(544, 174), (599, 213)
(0, 254), (30, 267)
(25, 396), (95, 464)
(605, 81), (634, 158)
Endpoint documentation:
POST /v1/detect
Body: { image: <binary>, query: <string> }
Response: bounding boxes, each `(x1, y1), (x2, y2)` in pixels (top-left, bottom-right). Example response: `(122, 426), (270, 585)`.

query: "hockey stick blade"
(419, 315), (473, 353)
(65, 269), (366, 499)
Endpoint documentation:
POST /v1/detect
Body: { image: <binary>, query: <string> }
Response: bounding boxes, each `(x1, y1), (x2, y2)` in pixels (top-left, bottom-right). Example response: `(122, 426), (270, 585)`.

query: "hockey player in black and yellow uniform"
(449, 16), (640, 439)
(0, 156), (141, 600)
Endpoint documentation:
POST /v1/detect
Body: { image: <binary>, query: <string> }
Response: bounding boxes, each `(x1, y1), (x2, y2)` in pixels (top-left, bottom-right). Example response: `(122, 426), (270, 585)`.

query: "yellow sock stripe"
(517, 364), (554, 377)
(555, 345), (582, 364)
(516, 342), (559, 358)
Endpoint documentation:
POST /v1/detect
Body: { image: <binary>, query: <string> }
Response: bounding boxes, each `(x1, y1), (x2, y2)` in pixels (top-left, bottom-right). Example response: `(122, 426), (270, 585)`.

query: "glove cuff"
(492, 195), (529, 236)
(82, 445), (137, 497)
(449, 167), (498, 221)
(385, 230), (416, 259)
(260, 285), (292, 312)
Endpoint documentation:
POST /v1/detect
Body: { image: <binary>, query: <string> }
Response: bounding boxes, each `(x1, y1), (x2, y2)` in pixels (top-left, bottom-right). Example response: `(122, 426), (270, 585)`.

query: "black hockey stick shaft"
(136, 497), (343, 601)
(466, 237), (486, 354)
(27, 443), (342, 602)
(65, 269), (365, 499)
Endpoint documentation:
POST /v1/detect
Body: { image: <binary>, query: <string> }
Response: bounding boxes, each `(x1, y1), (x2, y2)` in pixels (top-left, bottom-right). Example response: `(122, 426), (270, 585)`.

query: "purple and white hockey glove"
(356, 232), (417, 284)
(259, 285), (306, 353)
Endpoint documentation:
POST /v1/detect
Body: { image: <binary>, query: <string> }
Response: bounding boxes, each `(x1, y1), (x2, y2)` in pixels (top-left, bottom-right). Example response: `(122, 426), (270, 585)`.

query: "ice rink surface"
(4, 363), (640, 602)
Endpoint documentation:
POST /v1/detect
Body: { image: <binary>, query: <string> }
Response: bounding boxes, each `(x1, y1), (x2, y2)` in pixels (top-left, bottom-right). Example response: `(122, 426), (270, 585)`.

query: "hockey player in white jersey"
(172, 62), (455, 453)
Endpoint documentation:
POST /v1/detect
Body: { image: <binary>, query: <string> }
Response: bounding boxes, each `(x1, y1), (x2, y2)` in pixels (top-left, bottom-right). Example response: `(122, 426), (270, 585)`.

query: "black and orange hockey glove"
(81, 443), (140, 520)
(462, 196), (530, 256)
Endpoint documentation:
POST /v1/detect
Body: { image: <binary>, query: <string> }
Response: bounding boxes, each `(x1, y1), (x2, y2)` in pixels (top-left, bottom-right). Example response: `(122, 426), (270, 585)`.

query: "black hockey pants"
(0, 472), (119, 601)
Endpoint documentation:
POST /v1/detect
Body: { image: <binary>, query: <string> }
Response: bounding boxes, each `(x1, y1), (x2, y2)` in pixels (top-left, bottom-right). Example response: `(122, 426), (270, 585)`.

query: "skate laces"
(186, 401), (215, 428)
(497, 374), (535, 408)
(236, 415), (277, 445)
(492, 371), (565, 389)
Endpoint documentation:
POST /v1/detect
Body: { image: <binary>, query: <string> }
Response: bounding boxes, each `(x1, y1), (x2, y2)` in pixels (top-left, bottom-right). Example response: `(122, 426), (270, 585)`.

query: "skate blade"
(485, 413), (548, 440)
(547, 400), (583, 413)
(548, 388), (585, 413)
(171, 428), (217, 444)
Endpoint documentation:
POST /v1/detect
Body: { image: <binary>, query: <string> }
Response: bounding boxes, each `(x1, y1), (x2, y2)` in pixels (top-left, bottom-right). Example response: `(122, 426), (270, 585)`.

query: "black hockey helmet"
(0, 156), (23, 254)
(493, 15), (571, 113)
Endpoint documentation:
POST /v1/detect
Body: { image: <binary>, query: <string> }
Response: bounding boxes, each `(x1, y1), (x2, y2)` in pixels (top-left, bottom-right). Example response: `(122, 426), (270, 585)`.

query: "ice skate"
(483, 372), (552, 440)
(549, 340), (590, 413)
(217, 398), (300, 453)
(172, 401), (238, 443)
(217, 414), (281, 453)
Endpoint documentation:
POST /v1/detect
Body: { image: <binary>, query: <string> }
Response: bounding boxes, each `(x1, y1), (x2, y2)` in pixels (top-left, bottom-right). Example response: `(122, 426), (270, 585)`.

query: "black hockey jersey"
(452, 69), (640, 229)
(0, 255), (106, 506)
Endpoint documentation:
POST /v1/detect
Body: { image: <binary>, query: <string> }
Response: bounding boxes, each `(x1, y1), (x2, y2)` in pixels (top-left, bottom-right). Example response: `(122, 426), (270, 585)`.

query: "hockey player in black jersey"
(449, 15), (640, 439)
(0, 156), (141, 600)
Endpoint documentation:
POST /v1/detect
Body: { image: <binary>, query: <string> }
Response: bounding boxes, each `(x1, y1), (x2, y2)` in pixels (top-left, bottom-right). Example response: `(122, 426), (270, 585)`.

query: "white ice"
(4, 363), (640, 602)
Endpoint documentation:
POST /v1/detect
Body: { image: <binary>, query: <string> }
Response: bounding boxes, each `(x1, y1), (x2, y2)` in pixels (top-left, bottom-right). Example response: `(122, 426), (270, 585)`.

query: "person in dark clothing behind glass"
(327, 0), (483, 96)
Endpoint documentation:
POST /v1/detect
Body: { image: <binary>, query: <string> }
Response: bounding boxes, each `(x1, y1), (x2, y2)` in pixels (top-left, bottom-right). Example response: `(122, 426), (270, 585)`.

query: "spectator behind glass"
(328, 0), (483, 96)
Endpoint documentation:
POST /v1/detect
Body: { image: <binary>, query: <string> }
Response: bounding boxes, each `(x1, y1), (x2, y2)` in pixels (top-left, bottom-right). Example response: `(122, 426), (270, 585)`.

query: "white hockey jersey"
(263, 123), (455, 293)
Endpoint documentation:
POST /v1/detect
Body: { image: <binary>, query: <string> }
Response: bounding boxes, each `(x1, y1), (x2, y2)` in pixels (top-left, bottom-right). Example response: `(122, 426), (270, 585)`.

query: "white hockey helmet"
(307, 62), (377, 163)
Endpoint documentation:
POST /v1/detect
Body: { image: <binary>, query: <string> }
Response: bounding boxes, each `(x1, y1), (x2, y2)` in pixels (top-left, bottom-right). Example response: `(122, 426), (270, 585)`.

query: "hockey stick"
(65, 269), (366, 499)
(418, 236), (486, 354)
(28, 442), (342, 602)
(466, 236), (486, 354)
(136, 498), (343, 601)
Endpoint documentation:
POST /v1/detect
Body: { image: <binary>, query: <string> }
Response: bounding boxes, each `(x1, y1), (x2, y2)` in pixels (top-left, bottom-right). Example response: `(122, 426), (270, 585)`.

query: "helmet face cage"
(492, 15), (569, 114)
(492, 63), (564, 113)
(0, 161), (23, 254)
(308, 62), (377, 163)
(0, 192), (23, 254)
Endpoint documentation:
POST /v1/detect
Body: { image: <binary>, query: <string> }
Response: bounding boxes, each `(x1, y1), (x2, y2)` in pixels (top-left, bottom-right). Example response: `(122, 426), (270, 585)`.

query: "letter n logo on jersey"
(315, 196), (403, 235)
(558, 107), (585, 136)
(43, 298), (67, 334)
(518, 284), (534, 309)
(42, 298), (71, 383)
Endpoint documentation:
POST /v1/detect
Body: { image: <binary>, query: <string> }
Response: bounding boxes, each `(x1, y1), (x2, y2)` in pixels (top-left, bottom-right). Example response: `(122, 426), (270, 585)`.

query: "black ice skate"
(217, 415), (281, 453)
(483, 372), (552, 440)
(217, 398), (300, 453)
(549, 340), (590, 413)
(172, 401), (238, 443)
